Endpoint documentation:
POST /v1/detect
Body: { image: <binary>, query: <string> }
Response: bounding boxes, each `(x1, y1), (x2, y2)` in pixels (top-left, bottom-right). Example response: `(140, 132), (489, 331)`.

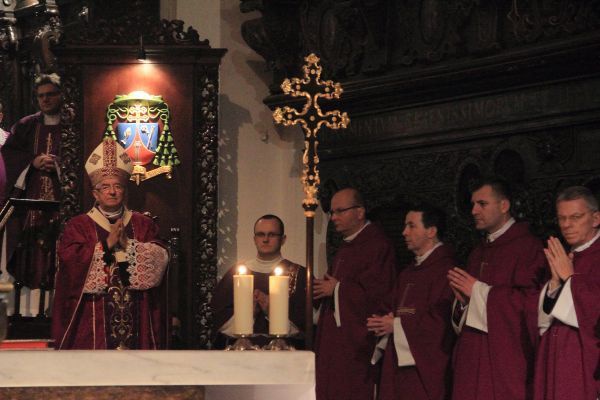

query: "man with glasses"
(1, 73), (64, 290)
(447, 178), (546, 400)
(52, 139), (169, 349)
(314, 187), (397, 400)
(211, 214), (306, 348)
(534, 186), (600, 400)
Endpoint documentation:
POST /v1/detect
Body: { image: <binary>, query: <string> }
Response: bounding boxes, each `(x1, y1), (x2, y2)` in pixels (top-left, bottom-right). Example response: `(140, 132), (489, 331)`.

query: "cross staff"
(273, 53), (349, 349)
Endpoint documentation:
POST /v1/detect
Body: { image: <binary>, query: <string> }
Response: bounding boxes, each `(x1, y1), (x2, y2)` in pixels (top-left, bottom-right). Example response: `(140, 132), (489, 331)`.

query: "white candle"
(269, 266), (290, 335)
(233, 265), (254, 335)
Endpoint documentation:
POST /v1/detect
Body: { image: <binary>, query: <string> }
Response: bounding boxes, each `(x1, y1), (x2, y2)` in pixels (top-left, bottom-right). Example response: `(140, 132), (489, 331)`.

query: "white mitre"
(85, 138), (133, 186)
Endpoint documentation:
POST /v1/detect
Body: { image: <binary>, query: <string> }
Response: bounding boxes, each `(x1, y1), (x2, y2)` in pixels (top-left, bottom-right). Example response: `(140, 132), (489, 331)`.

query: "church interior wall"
(170, 0), (329, 278)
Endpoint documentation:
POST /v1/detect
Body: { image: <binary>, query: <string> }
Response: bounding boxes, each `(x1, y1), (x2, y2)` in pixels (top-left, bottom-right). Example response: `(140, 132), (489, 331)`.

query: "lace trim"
(126, 240), (168, 290)
(83, 242), (109, 293)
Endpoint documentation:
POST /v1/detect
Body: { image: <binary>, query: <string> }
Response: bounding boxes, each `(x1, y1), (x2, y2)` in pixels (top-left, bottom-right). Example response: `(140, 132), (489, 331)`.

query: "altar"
(0, 350), (316, 400)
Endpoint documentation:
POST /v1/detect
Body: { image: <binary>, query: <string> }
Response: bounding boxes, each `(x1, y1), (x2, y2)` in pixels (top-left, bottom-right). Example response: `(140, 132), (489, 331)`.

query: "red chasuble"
(211, 259), (307, 348)
(315, 223), (397, 400)
(52, 211), (167, 350)
(452, 222), (546, 400)
(378, 244), (456, 400)
(534, 238), (600, 400)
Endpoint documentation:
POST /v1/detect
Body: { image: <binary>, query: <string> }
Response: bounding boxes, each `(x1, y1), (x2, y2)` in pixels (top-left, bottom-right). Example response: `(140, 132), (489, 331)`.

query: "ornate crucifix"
(273, 53), (349, 349)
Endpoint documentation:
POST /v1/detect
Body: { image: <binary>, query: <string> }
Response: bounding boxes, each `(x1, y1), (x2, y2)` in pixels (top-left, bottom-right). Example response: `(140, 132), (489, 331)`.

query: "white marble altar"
(0, 350), (316, 400)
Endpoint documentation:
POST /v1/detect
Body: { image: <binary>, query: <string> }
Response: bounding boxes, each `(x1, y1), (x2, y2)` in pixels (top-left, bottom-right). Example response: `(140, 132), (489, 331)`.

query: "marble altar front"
(0, 350), (316, 400)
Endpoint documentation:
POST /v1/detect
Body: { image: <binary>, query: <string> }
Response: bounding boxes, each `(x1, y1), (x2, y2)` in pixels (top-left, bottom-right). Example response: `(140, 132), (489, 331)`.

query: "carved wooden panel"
(59, 63), (84, 224)
(241, 0), (600, 90)
(192, 64), (220, 349)
(243, 0), (600, 269)
(319, 106), (600, 267)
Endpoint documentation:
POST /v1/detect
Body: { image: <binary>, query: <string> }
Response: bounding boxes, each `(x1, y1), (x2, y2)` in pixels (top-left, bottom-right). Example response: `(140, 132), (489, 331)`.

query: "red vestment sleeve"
(52, 215), (99, 347)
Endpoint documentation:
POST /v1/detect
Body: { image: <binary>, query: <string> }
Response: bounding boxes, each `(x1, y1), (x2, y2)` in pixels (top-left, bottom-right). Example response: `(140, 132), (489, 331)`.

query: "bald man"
(314, 188), (397, 400)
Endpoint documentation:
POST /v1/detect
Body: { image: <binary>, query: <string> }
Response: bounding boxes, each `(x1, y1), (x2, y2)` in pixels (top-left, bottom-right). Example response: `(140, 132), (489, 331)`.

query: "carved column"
(192, 64), (221, 349)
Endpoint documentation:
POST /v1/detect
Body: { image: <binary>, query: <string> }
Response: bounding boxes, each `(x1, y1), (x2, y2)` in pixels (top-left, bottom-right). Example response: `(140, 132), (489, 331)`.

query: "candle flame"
(237, 265), (248, 275)
(273, 266), (283, 276)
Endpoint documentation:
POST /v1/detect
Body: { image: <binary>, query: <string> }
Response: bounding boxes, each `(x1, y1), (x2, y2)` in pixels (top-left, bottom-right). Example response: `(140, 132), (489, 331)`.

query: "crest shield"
(117, 122), (160, 166)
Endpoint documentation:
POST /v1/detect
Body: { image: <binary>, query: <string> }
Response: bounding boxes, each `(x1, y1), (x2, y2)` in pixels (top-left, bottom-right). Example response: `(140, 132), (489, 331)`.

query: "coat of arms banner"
(103, 91), (180, 185)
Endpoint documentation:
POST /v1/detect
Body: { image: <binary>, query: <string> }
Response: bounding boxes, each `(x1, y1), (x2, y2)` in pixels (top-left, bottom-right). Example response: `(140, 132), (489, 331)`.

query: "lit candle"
(233, 265), (254, 335)
(269, 266), (290, 335)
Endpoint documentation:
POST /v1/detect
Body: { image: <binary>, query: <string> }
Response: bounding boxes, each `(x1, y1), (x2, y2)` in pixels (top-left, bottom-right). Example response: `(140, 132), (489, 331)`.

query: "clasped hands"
(544, 236), (573, 290)
(33, 153), (57, 173)
(447, 267), (477, 306)
(313, 273), (338, 300)
(366, 312), (394, 337)
(446, 236), (574, 302)
(253, 289), (269, 315)
(106, 219), (129, 250)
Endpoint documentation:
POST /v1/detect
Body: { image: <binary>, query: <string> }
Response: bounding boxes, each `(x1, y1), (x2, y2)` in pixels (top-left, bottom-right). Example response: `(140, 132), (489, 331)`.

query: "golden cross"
(273, 53), (350, 216)
(272, 53), (349, 350)
(126, 103), (150, 124)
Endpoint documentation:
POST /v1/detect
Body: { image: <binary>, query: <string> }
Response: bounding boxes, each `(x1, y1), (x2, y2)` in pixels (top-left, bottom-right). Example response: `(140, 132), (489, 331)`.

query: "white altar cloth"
(0, 350), (316, 400)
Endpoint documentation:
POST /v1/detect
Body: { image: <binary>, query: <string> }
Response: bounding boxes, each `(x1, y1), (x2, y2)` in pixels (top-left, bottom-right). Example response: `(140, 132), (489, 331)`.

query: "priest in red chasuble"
(535, 186), (600, 400)
(314, 188), (397, 400)
(52, 139), (169, 350)
(1, 73), (63, 289)
(368, 203), (456, 400)
(447, 178), (546, 400)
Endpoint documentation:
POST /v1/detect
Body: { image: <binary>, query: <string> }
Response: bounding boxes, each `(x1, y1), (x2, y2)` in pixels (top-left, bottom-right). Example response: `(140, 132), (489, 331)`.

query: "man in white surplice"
(211, 215), (306, 348)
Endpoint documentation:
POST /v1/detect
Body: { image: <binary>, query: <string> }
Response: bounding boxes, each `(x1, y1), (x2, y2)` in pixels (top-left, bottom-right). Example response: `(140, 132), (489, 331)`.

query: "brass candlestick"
(225, 334), (261, 351)
(263, 334), (295, 351)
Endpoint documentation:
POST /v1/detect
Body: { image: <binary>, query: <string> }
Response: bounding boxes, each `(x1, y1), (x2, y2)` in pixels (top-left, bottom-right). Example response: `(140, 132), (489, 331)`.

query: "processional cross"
(273, 53), (349, 349)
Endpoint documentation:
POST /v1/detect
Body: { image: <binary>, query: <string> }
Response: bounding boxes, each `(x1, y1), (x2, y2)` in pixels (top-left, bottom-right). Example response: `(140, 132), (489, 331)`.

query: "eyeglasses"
(254, 232), (283, 239)
(94, 183), (125, 193)
(37, 91), (60, 99)
(328, 205), (362, 217)
(557, 212), (593, 224)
